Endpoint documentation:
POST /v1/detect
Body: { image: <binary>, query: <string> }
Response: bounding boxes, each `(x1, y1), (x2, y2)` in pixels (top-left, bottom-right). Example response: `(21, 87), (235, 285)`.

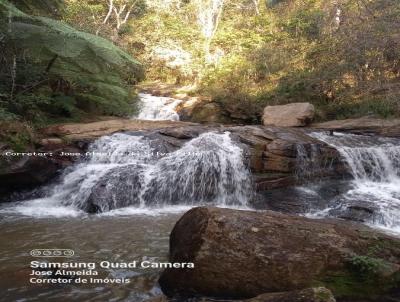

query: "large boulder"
(241, 287), (335, 302)
(262, 103), (315, 127)
(159, 207), (400, 300)
(145, 287), (335, 302)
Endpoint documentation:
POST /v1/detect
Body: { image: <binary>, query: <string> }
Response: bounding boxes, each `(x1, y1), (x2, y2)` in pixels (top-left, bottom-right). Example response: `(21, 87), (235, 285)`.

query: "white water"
(135, 93), (182, 120)
(1, 94), (247, 217)
(309, 132), (400, 232)
(295, 143), (333, 178)
(1, 132), (252, 217)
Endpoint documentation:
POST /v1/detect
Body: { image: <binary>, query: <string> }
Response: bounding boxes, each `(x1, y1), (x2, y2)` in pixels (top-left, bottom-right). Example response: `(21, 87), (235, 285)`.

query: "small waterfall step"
(135, 93), (182, 121)
(8, 131), (253, 214)
(309, 132), (400, 232)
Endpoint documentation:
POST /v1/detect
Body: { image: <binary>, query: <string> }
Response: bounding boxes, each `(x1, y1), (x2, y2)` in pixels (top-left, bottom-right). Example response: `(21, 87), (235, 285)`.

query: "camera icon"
(30, 249), (75, 257)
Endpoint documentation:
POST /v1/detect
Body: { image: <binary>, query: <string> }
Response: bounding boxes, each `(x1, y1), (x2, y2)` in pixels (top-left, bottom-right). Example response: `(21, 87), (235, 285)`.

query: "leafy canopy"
(0, 0), (144, 121)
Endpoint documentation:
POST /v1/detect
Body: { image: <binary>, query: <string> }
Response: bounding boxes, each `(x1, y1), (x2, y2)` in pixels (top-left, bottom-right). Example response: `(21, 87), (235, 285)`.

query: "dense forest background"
(1, 0), (400, 148)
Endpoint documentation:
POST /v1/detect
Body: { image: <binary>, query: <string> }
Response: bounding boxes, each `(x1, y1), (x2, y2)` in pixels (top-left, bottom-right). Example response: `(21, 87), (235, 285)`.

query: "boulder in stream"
(145, 287), (335, 302)
(159, 207), (400, 301)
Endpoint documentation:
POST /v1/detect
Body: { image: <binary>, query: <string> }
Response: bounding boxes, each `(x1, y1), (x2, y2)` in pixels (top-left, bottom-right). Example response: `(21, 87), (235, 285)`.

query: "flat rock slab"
(312, 117), (400, 137)
(41, 119), (197, 140)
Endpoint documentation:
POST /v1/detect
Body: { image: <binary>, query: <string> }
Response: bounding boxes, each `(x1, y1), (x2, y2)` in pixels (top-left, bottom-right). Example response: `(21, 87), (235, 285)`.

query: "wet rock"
(253, 174), (296, 190)
(329, 200), (382, 223)
(3, 123), (347, 202)
(262, 152), (296, 173)
(143, 296), (169, 302)
(158, 126), (215, 140)
(266, 139), (297, 158)
(159, 207), (400, 300)
(0, 155), (59, 193)
(0, 142), (83, 200)
(254, 180), (352, 215)
(337, 205), (377, 223)
(262, 103), (315, 127)
(85, 165), (144, 213)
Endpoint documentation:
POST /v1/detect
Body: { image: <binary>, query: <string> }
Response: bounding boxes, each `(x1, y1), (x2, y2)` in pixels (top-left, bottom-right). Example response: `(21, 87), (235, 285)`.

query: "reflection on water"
(0, 213), (181, 302)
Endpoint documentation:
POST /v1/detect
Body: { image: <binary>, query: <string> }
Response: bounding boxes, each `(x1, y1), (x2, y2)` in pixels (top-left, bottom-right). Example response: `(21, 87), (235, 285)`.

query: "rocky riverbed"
(1, 121), (345, 205)
(1, 102), (400, 302)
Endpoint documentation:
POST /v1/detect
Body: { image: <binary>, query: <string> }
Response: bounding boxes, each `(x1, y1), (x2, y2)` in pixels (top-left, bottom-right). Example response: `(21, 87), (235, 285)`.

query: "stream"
(1, 93), (400, 301)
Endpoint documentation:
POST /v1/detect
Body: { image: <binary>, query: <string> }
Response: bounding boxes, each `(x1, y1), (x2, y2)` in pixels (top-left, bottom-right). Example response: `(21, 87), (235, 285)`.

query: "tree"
(0, 0), (144, 120)
(194, 0), (225, 63)
(96, 0), (146, 39)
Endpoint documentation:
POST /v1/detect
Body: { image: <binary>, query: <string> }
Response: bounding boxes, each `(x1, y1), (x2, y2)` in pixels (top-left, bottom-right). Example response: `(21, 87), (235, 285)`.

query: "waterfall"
(0, 94), (252, 216)
(310, 132), (400, 231)
(6, 131), (252, 216)
(135, 93), (182, 121)
(295, 143), (331, 179)
(59, 131), (251, 212)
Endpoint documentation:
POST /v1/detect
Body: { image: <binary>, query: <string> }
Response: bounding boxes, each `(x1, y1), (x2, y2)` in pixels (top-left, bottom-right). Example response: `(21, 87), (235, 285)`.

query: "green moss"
(349, 255), (390, 276)
(314, 288), (333, 301)
(319, 255), (400, 300)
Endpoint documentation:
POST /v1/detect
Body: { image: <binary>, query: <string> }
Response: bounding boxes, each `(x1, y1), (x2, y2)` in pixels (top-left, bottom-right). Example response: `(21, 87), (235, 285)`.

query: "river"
(1, 93), (400, 301)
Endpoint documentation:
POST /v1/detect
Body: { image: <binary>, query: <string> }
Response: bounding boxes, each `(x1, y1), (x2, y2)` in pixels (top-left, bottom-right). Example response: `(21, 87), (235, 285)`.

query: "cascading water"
(13, 131), (251, 216)
(0, 93), (252, 216)
(0, 94), (253, 301)
(309, 132), (400, 232)
(135, 93), (182, 120)
(295, 143), (333, 179)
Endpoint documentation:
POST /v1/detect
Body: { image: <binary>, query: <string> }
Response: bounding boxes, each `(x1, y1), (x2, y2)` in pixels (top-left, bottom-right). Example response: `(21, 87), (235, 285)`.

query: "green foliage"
(0, 121), (34, 152)
(197, 0), (400, 122)
(2, 0), (400, 124)
(266, 0), (288, 8)
(9, 0), (64, 16)
(281, 7), (324, 39)
(0, 0), (143, 125)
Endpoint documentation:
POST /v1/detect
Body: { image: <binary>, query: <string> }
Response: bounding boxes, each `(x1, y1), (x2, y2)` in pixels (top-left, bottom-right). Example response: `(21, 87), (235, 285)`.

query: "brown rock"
(159, 207), (400, 300)
(0, 155), (59, 191)
(40, 138), (64, 147)
(262, 152), (295, 173)
(254, 175), (296, 190)
(242, 287), (335, 302)
(180, 287), (335, 302)
(266, 139), (297, 158)
(41, 119), (197, 141)
(312, 117), (400, 138)
(175, 97), (203, 119)
(262, 103), (315, 127)
(143, 295), (169, 302)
